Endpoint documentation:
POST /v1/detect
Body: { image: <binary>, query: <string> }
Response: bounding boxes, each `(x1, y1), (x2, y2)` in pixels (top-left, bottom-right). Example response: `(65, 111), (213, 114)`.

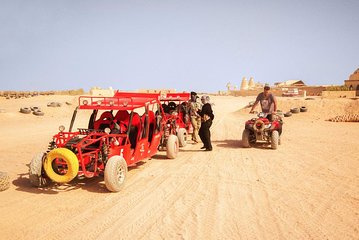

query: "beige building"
(344, 68), (359, 94)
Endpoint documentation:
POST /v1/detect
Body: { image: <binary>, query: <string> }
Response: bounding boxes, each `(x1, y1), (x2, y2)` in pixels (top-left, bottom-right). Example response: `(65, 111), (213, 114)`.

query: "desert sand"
(0, 94), (358, 240)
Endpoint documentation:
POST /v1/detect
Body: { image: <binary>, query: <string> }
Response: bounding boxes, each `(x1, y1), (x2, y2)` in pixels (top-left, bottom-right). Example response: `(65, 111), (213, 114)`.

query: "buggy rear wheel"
(177, 128), (187, 147)
(29, 152), (49, 187)
(166, 134), (179, 159)
(43, 148), (79, 183)
(242, 129), (251, 148)
(271, 130), (279, 149)
(104, 156), (128, 192)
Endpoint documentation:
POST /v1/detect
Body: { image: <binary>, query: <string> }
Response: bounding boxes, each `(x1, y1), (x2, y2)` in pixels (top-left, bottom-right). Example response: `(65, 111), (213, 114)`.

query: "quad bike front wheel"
(166, 134), (179, 159)
(29, 152), (50, 187)
(43, 148), (79, 183)
(242, 129), (251, 148)
(177, 128), (187, 147)
(104, 156), (128, 192)
(271, 130), (279, 149)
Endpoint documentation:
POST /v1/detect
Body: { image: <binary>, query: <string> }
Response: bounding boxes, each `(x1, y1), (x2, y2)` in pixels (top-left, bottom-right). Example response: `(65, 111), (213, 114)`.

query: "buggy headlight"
(82, 100), (88, 105)
(123, 101), (128, 107)
(59, 125), (65, 132)
(97, 100), (102, 105)
(104, 128), (111, 134)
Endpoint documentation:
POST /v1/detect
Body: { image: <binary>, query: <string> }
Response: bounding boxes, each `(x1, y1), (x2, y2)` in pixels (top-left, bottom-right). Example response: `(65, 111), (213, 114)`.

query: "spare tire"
(20, 107), (31, 114)
(300, 106), (308, 112)
(0, 171), (10, 191)
(284, 112), (292, 117)
(33, 110), (45, 116)
(30, 106), (41, 111)
(290, 108), (300, 114)
(43, 148), (79, 183)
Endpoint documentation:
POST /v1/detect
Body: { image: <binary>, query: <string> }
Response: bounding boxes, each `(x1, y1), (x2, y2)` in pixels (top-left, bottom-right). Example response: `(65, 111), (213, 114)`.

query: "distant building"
(274, 80), (306, 87)
(90, 86), (114, 96)
(248, 77), (255, 89)
(344, 68), (359, 93)
(240, 77), (248, 90)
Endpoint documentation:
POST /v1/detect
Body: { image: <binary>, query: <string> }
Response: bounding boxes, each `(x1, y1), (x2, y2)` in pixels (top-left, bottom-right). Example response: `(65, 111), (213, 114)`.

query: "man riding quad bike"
(242, 112), (283, 149)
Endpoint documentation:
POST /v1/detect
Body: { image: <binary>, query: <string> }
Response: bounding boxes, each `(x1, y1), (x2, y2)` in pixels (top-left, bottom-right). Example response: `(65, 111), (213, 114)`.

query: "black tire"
(284, 112), (292, 117)
(271, 130), (279, 149)
(47, 102), (62, 107)
(29, 152), (49, 187)
(0, 171), (10, 191)
(33, 110), (45, 116)
(20, 107), (31, 114)
(290, 108), (300, 114)
(276, 112), (284, 117)
(166, 134), (179, 159)
(242, 129), (251, 148)
(30, 106), (41, 111)
(177, 128), (187, 147)
(104, 156), (128, 192)
(300, 106), (308, 112)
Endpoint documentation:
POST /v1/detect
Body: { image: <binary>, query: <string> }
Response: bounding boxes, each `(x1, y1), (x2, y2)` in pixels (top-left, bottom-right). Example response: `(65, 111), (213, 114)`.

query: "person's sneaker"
(205, 148), (212, 151)
(200, 146), (206, 149)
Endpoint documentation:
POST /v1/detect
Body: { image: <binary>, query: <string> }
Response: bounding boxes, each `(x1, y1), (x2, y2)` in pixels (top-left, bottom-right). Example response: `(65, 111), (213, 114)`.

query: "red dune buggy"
(29, 93), (178, 192)
(114, 91), (191, 149)
(242, 112), (283, 149)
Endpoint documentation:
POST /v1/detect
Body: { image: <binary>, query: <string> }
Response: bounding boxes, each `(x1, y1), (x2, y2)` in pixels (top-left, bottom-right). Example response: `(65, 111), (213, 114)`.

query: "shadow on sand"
(13, 162), (148, 195)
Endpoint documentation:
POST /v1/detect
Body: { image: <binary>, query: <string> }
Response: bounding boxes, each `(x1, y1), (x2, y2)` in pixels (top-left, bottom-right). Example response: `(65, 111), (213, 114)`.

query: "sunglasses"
(264, 87), (270, 90)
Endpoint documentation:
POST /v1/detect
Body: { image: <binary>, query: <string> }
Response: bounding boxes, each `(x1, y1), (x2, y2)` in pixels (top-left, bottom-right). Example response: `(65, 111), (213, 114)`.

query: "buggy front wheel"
(104, 156), (128, 192)
(29, 152), (49, 187)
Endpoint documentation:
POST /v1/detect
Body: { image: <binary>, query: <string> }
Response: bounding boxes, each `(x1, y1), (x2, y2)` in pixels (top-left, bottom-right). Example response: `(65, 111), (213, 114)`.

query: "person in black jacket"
(198, 95), (214, 151)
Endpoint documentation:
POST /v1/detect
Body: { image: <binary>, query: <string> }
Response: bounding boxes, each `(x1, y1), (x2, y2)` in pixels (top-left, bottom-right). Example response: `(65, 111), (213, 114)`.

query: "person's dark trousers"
(199, 119), (212, 150)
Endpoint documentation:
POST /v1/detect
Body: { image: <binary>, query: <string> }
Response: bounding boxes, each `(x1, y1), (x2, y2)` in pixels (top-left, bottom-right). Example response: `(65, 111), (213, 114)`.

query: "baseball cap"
(264, 83), (270, 90)
(190, 91), (197, 96)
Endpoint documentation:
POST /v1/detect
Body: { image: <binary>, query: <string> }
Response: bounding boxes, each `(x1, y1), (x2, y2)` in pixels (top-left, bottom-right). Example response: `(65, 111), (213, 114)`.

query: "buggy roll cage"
(68, 94), (160, 133)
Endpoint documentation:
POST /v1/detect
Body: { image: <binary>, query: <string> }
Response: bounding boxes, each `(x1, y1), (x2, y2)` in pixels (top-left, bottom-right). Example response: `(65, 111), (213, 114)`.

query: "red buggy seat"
(141, 110), (156, 143)
(93, 111), (114, 130)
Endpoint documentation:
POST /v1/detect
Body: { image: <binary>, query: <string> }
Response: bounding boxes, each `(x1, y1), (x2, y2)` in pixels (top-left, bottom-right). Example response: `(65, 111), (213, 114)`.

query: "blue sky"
(0, 0), (358, 92)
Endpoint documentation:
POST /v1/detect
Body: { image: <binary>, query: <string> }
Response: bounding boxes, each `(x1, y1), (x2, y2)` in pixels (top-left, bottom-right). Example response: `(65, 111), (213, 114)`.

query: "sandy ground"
(0, 94), (358, 240)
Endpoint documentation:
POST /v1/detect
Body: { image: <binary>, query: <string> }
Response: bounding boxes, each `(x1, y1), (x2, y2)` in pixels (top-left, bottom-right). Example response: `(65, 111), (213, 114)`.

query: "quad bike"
(29, 93), (178, 192)
(242, 112), (283, 149)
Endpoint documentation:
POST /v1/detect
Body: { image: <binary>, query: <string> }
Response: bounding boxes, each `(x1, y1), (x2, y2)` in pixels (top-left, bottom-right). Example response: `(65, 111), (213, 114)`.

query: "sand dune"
(0, 94), (358, 240)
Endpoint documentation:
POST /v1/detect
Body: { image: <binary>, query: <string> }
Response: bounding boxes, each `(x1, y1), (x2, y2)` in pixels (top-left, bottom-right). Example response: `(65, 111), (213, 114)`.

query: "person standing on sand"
(198, 95), (214, 151)
(189, 91), (201, 144)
